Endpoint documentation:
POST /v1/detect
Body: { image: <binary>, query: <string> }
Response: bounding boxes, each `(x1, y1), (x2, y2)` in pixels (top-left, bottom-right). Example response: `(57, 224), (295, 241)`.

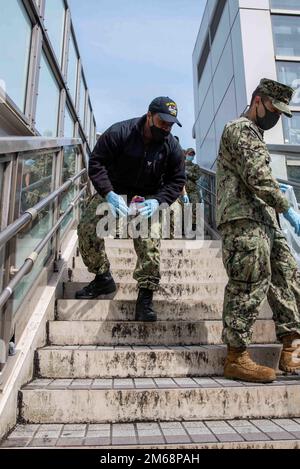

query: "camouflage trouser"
(78, 193), (181, 291)
(220, 219), (300, 348)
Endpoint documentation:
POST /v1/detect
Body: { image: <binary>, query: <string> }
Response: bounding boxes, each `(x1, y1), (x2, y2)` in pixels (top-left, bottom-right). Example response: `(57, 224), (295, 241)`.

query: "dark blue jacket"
(88, 115), (185, 205)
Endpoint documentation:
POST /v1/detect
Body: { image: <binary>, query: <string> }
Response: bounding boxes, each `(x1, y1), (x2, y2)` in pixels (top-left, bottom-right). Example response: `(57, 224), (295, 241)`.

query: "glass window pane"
(282, 112), (300, 143)
(86, 105), (91, 142)
(67, 35), (78, 104)
(271, 0), (300, 10)
(0, 164), (4, 292)
(272, 16), (300, 56)
(91, 122), (96, 148)
(64, 106), (74, 137)
(0, 0), (32, 112)
(89, 116), (94, 148)
(0, 164), (3, 228)
(44, 0), (65, 65)
(35, 52), (60, 137)
(14, 152), (56, 312)
(79, 76), (86, 126)
(276, 62), (300, 107)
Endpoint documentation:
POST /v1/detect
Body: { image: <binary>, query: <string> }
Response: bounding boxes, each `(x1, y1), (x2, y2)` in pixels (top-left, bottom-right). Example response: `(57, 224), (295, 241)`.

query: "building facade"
(193, 0), (300, 178)
(0, 0), (97, 152)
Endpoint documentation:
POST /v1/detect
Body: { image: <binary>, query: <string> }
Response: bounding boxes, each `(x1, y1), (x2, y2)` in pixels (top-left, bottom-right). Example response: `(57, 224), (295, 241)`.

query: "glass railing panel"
(60, 145), (79, 233)
(198, 173), (213, 226)
(12, 151), (57, 312)
(287, 162), (300, 202)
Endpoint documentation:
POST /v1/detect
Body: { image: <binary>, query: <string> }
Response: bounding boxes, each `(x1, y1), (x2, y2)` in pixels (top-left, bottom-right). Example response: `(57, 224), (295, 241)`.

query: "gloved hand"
(105, 191), (129, 218)
(279, 183), (292, 193)
(283, 207), (300, 236)
(137, 199), (159, 219)
(180, 194), (190, 204)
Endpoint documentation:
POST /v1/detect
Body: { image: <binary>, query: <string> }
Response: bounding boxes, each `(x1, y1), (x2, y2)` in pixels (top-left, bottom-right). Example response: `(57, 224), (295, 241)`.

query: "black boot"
(135, 288), (157, 322)
(75, 272), (116, 299)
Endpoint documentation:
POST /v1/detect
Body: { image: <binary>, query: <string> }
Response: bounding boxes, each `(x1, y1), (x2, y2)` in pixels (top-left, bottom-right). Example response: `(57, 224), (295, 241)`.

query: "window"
(0, 0), (32, 112)
(91, 121), (96, 148)
(271, 0), (300, 10)
(197, 36), (210, 84)
(64, 105), (74, 137)
(44, 0), (66, 65)
(79, 75), (86, 126)
(210, 0), (227, 45)
(67, 35), (79, 104)
(276, 62), (300, 107)
(0, 164), (4, 293)
(35, 52), (60, 136)
(89, 116), (95, 148)
(86, 105), (91, 142)
(282, 112), (300, 143)
(272, 15), (300, 56)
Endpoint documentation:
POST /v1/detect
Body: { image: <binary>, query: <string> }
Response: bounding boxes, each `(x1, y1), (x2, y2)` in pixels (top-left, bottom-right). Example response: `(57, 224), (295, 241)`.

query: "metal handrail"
(0, 137), (83, 155)
(203, 220), (221, 240)
(268, 144), (300, 154)
(198, 184), (216, 198)
(0, 185), (87, 311)
(0, 169), (86, 250)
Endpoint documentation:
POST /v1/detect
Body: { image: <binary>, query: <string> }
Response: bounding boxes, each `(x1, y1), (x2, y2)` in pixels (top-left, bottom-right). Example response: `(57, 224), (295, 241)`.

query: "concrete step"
(69, 268), (228, 283)
(20, 377), (300, 423)
(74, 256), (224, 271)
(48, 319), (276, 346)
(56, 298), (272, 322)
(36, 345), (282, 379)
(104, 239), (222, 250)
(101, 247), (222, 259)
(63, 282), (226, 300)
(3, 419), (300, 448)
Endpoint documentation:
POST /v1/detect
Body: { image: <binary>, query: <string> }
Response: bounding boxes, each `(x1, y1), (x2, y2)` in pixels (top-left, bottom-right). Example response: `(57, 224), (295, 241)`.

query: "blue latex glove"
(105, 191), (129, 218)
(180, 194), (190, 204)
(279, 183), (292, 193)
(283, 207), (300, 236)
(137, 199), (159, 219)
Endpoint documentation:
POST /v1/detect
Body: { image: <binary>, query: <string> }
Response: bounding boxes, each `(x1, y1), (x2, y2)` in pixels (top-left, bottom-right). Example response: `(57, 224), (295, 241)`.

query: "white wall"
(239, 5), (284, 145)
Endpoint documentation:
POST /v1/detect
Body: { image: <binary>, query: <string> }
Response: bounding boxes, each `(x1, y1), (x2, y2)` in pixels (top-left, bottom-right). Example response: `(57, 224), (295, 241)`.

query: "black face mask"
(150, 119), (170, 143)
(256, 101), (281, 131)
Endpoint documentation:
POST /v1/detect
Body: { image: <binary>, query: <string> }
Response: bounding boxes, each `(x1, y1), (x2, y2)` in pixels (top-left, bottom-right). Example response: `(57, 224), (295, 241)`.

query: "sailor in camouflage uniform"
(182, 148), (202, 216)
(216, 78), (300, 383)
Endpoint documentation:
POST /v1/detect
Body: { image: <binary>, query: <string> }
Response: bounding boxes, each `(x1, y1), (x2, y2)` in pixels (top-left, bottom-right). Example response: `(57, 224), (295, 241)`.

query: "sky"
(68, 0), (206, 150)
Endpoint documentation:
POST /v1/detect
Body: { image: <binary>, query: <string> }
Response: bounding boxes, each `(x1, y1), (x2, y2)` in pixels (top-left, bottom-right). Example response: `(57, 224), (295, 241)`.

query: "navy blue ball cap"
(149, 96), (182, 127)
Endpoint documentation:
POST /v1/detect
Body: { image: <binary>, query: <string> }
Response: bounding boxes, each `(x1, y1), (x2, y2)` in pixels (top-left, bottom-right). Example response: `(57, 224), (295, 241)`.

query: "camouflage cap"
(258, 78), (294, 118)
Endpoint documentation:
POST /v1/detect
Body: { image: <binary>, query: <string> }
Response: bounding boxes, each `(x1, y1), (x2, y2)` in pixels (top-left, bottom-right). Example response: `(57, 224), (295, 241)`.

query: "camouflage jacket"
(216, 117), (290, 228)
(185, 161), (201, 195)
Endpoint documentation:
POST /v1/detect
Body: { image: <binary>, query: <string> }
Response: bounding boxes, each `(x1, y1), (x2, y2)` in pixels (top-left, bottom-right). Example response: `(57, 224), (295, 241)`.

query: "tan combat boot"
(224, 346), (276, 383)
(279, 333), (300, 373)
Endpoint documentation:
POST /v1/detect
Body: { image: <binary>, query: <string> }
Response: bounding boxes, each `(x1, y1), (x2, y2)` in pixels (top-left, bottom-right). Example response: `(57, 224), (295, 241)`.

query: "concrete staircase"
(2, 240), (300, 449)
